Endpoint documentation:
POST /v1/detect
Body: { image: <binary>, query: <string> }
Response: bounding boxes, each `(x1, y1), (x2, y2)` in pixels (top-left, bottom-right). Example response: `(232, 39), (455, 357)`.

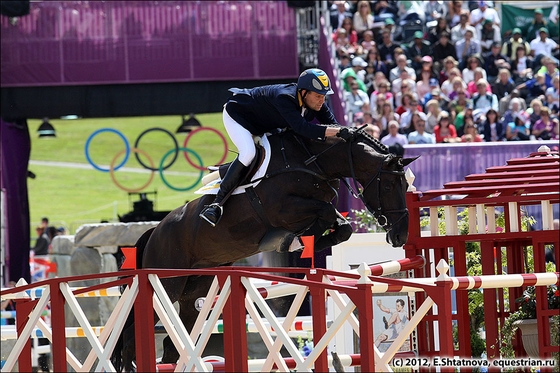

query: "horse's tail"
(112, 227), (156, 371)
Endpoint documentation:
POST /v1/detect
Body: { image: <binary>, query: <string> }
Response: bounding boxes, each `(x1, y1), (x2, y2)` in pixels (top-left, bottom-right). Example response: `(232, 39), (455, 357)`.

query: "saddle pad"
(194, 134), (271, 196)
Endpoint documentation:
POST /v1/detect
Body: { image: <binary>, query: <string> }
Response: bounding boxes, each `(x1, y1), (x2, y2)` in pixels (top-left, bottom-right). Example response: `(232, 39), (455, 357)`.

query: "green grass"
(28, 113), (236, 233)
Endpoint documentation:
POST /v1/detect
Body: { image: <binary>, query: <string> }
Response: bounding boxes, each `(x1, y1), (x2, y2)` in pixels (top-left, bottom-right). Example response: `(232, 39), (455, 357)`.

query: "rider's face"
(303, 90), (326, 111)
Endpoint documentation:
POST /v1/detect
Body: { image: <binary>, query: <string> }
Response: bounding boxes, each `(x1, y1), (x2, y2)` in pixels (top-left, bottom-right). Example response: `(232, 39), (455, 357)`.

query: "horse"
(112, 125), (416, 371)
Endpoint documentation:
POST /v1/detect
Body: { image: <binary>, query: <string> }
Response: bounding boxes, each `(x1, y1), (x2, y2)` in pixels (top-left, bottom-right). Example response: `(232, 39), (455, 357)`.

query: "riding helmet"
(297, 68), (334, 95)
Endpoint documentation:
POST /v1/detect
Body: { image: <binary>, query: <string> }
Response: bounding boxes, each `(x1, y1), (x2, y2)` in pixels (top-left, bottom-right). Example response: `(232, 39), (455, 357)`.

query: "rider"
(199, 68), (348, 226)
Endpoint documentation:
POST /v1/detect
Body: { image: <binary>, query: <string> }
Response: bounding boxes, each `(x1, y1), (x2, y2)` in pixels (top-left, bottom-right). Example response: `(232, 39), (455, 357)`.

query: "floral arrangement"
(514, 284), (560, 320)
(500, 267), (560, 367)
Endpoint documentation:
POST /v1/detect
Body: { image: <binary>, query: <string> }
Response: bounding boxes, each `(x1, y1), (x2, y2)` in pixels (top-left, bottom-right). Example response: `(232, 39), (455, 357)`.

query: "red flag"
(300, 236), (315, 269)
(340, 211), (348, 218)
(121, 247), (137, 270)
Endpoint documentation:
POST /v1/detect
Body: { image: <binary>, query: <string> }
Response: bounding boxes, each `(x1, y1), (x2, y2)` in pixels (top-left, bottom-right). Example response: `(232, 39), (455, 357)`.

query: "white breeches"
(223, 107), (256, 167)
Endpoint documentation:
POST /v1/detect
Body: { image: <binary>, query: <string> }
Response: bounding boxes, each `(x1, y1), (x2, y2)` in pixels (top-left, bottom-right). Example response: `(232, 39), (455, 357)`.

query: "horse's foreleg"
(297, 204), (353, 252)
(312, 210), (353, 251)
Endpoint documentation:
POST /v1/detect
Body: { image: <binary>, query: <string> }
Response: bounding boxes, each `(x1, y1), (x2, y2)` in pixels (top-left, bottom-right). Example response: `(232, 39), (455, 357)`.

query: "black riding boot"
(199, 159), (248, 226)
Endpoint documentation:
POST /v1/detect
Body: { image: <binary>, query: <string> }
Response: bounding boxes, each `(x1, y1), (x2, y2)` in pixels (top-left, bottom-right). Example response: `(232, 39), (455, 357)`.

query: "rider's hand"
(336, 127), (354, 142)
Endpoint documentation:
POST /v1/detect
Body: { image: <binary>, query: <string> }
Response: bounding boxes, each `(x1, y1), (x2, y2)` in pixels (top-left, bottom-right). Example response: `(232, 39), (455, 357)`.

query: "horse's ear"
(402, 156), (420, 167)
(383, 154), (397, 166)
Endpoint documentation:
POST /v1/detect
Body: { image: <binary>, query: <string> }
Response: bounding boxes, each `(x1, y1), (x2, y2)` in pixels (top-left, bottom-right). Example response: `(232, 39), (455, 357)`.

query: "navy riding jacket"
(225, 83), (338, 140)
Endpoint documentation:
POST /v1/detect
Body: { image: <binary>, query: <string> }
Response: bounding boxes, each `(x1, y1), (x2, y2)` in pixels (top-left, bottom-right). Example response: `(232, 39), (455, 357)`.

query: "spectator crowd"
(330, 0), (559, 153)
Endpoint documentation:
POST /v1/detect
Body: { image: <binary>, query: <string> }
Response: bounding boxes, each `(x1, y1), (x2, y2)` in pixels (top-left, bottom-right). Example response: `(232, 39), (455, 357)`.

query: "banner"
(501, 5), (553, 35)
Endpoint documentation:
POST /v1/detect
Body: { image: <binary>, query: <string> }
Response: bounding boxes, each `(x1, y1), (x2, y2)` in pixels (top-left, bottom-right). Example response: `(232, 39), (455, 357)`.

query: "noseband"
(346, 140), (409, 232)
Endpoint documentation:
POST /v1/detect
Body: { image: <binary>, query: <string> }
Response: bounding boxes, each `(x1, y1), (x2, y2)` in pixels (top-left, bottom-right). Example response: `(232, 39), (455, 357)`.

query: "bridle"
(300, 127), (409, 232)
(346, 141), (409, 232)
(256, 129), (409, 232)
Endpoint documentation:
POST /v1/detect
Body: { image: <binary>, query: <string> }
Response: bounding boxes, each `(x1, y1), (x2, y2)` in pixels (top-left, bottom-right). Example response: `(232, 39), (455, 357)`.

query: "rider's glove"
(336, 127), (354, 142)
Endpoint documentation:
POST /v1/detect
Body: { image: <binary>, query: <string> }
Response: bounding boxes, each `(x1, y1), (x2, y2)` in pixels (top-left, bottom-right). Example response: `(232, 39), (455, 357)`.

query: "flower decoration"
(514, 284), (560, 320)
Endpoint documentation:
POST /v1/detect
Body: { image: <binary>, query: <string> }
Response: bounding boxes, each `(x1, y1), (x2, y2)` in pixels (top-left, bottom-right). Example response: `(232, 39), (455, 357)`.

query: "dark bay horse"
(113, 126), (416, 371)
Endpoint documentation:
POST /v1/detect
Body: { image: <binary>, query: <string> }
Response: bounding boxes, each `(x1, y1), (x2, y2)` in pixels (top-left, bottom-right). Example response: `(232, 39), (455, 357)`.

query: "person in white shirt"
(455, 30), (481, 66)
(529, 28), (559, 59)
(389, 54), (416, 83)
(353, 0), (375, 37)
(451, 9), (477, 43)
(344, 81), (370, 120)
(472, 79), (498, 114)
(470, 0), (500, 35)
(408, 112), (436, 144)
(381, 120), (409, 147)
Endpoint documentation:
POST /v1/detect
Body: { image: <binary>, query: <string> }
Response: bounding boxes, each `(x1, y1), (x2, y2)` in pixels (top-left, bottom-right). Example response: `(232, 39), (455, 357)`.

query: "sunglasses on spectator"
(466, 125), (475, 128)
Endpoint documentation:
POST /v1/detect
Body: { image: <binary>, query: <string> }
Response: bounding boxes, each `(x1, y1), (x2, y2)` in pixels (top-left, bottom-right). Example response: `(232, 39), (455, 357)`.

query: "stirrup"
(199, 203), (223, 227)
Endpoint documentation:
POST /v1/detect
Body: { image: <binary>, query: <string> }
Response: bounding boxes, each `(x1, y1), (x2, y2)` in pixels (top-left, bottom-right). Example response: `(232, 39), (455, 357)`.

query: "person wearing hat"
(529, 27), (559, 60)
(524, 8), (559, 41)
(451, 9), (477, 43)
(405, 31), (431, 73)
(376, 17), (396, 44)
(341, 57), (368, 93)
(199, 69), (345, 226)
(407, 112), (436, 144)
(501, 28), (531, 61)
(479, 18), (502, 53)
(535, 57), (559, 88)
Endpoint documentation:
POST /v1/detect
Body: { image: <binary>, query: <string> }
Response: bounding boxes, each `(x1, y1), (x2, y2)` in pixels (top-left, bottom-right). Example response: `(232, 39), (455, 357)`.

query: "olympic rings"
(110, 148), (155, 193)
(85, 128), (130, 172)
(159, 148), (204, 191)
(85, 126), (229, 192)
(183, 127), (229, 170)
(134, 127), (178, 171)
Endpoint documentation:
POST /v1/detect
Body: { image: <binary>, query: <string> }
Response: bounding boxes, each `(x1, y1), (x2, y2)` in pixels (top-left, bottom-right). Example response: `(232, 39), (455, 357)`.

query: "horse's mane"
(270, 126), (389, 157)
(322, 124), (390, 155)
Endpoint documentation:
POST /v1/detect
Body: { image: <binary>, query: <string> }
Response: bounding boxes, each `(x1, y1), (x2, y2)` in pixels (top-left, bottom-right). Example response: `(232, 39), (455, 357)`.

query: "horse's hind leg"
(161, 275), (220, 363)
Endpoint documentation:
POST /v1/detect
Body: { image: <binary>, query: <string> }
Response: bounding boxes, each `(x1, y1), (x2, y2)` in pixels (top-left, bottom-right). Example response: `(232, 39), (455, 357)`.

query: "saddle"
(200, 137), (267, 188)
(217, 142), (266, 184)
